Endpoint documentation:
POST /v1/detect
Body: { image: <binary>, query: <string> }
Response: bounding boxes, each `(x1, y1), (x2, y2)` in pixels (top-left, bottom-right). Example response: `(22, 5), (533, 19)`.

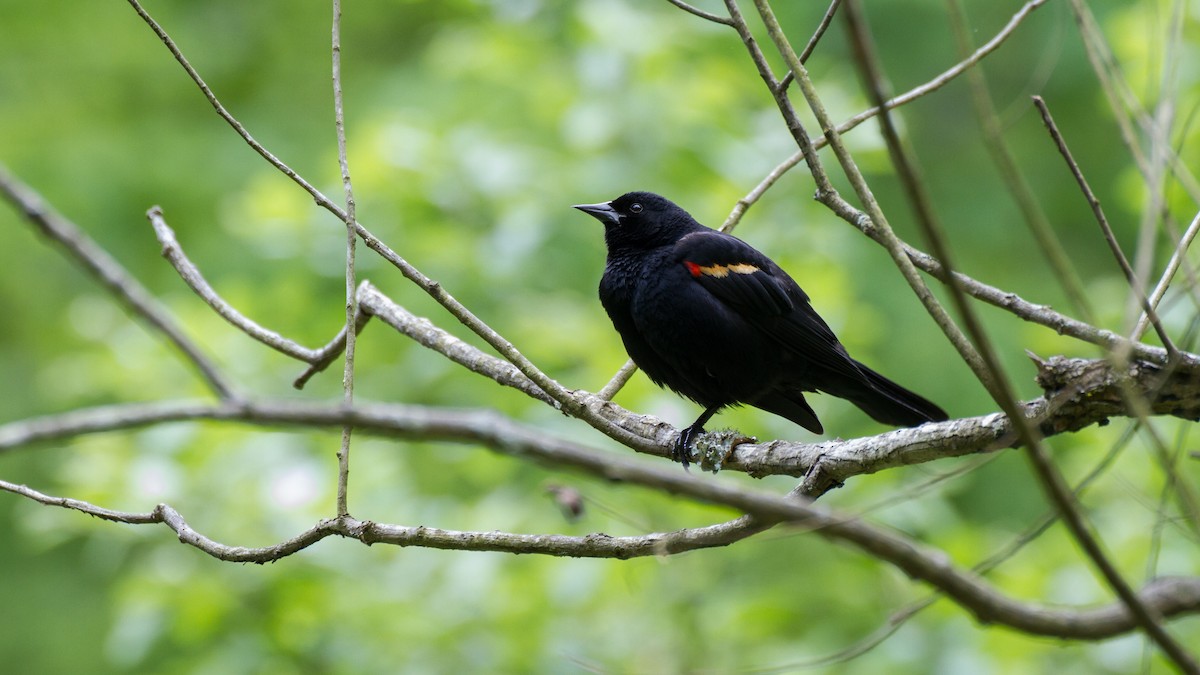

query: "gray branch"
(0, 164), (237, 400)
(2, 410), (1198, 641)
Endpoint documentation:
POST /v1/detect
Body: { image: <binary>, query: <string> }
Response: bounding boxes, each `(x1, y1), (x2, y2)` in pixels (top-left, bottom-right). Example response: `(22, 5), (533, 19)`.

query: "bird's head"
(573, 191), (702, 251)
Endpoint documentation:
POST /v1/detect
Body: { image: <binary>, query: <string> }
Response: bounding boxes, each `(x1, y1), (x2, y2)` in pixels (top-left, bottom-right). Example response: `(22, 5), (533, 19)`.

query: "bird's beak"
(572, 201), (621, 226)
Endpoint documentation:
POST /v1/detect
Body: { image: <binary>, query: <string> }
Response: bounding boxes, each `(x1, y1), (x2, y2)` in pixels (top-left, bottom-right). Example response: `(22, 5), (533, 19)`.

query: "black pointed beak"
(573, 201), (621, 226)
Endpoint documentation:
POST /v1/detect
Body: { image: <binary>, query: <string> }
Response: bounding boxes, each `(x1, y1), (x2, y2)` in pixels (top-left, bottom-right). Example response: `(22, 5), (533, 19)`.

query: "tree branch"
(148, 206), (329, 362)
(312, 279), (1200, 484)
(716, 0), (1051, 233)
(839, 8), (1197, 665)
(3, 424), (1200, 641)
(1033, 96), (1178, 359)
(1135, 208), (1200, 341)
(944, 0), (1094, 323)
(0, 164), (238, 400)
(662, 0), (733, 25)
(331, 0), (358, 519)
(4, 353), (1198, 492)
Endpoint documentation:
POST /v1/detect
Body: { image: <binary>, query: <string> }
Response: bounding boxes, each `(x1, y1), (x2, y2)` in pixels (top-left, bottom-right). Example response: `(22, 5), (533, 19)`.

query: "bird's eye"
(630, 203), (643, 214)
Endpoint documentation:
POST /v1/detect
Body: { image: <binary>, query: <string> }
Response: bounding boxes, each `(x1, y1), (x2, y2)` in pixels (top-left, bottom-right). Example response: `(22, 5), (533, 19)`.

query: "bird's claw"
(672, 425), (702, 469)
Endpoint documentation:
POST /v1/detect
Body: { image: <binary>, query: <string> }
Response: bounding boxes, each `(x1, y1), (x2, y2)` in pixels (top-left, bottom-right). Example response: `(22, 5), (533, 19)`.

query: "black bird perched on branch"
(574, 191), (947, 467)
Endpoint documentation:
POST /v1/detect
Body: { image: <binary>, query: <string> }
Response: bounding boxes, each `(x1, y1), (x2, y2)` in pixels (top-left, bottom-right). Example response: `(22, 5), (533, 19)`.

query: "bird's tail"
(828, 361), (948, 428)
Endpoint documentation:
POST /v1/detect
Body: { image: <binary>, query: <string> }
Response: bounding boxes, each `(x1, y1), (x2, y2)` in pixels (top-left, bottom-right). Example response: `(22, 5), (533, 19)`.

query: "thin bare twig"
(944, 0), (1094, 324)
(355, 283), (554, 406)
(772, 149), (1200, 372)
(841, 0), (1008, 395)
(292, 307), (371, 388)
(293, 283), (683, 456)
(0, 473), (771, 561)
(148, 206), (328, 362)
(797, 0), (842, 65)
(665, 0), (842, 83)
(718, 0), (1050, 235)
(837, 26), (1143, 619)
(719, 149), (805, 231)
(596, 360), (640, 401)
(1066, 0), (1200, 363)
(0, 164), (238, 400)
(663, 0), (734, 25)
(1032, 96), (1179, 359)
(1066, 0), (1200, 206)
(331, 0), (357, 518)
(1135, 208), (1200, 340)
(1015, 424), (1199, 669)
(838, 0), (1051, 141)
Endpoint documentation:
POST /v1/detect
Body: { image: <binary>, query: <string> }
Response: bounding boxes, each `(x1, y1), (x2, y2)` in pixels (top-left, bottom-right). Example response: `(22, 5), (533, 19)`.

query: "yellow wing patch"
(684, 261), (760, 278)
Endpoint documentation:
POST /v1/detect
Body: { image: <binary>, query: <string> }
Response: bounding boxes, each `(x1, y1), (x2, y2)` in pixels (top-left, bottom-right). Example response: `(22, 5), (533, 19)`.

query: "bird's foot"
(674, 406), (721, 470)
(672, 425), (702, 470)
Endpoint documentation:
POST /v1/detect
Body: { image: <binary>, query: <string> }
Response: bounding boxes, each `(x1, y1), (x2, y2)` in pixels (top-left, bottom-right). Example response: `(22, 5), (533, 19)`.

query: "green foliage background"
(2, 0), (1198, 672)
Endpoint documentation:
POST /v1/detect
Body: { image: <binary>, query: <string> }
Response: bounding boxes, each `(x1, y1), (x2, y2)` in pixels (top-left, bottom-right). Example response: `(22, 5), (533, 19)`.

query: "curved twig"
(149, 206), (326, 362)
(0, 165), (238, 400)
(663, 0), (733, 25)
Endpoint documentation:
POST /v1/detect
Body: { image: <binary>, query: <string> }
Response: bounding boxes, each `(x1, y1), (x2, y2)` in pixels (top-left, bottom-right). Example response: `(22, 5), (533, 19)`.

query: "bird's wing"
(673, 231), (866, 382)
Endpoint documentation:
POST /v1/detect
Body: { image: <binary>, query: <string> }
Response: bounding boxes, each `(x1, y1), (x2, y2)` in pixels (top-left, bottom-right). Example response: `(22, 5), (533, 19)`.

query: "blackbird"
(574, 191), (947, 467)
